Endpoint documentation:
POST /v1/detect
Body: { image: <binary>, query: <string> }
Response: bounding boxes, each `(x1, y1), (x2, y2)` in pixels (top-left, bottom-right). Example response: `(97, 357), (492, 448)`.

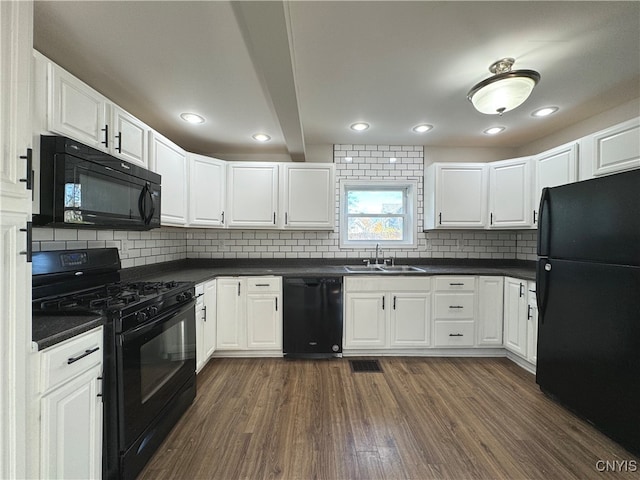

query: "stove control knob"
(148, 306), (159, 316)
(176, 293), (186, 302)
(136, 311), (147, 323)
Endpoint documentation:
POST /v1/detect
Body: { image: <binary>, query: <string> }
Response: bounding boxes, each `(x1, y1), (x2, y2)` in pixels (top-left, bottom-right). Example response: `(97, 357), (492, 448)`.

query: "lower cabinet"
(503, 276), (537, 363)
(216, 276), (282, 353)
(432, 276), (476, 347)
(477, 276), (504, 346)
(195, 279), (217, 372)
(39, 327), (103, 480)
(344, 277), (431, 350)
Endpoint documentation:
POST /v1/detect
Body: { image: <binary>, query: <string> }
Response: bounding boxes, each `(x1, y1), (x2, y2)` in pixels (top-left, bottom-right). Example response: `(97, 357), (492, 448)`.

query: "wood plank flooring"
(139, 357), (639, 480)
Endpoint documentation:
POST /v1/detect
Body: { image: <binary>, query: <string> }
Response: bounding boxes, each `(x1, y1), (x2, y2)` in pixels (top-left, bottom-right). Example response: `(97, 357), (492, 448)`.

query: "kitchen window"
(340, 181), (417, 248)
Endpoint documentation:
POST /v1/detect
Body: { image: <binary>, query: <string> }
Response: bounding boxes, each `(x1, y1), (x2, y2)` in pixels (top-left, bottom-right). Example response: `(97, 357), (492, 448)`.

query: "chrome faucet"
(375, 243), (381, 265)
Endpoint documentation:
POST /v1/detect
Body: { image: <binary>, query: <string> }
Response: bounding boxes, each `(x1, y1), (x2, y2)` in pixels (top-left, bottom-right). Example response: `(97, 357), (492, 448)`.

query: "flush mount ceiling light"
(350, 122), (370, 131)
(484, 126), (506, 135)
(180, 112), (205, 124)
(252, 133), (271, 142)
(532, 106), (559, 117)
(467, 58), (541, 115)
(412, 124), (433, 133)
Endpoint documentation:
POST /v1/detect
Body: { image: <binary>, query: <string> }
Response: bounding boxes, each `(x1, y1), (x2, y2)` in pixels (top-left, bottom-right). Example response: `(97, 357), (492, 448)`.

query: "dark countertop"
(34, 258), (535, 350)
(33, 313), (104, 351)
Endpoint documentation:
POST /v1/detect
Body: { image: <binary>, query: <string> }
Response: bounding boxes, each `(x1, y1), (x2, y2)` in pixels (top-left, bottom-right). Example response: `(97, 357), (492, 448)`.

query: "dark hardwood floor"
(139, 357), (638, 480)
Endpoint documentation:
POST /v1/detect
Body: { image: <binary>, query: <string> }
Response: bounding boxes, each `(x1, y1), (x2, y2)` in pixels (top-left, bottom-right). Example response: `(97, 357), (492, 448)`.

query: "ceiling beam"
(232, 1), (306, 162)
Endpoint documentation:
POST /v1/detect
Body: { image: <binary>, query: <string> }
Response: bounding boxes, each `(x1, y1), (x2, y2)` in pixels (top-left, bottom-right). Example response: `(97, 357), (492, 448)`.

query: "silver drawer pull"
(448, 306), (464, 309)
(67, 346), (100, 365)
(449, 333), (463, 337)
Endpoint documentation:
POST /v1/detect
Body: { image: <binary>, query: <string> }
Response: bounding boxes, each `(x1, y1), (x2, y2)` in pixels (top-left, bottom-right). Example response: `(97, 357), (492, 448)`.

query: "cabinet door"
(591, 118), (640, 177)
(489, 158), (533, 228)
(203, 280), (217, 359)
(503, 277), (528, 357)
(389, 292), (431, 347)
(149, 131), (188, 226)
(281, 164), (334, 229)
(226, 163), (278, 228)
(110, 105), (148, 167)
(188, 154), (226, 227)
(216, 278), (245, 350)
(533, 143), (578, 225)
(436, 164), (488, 228)
(344, 292), (386, 348)
(40, 365), (102, 480)
(49, 63), (108, 150)
(527, 281), (538, 365)
(477, 276), (504, 346)
(246, 293), (282, 350)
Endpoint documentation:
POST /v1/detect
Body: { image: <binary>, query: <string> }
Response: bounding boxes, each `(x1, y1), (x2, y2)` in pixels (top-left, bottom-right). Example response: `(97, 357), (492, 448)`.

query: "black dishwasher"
(283, 277), (343, 358)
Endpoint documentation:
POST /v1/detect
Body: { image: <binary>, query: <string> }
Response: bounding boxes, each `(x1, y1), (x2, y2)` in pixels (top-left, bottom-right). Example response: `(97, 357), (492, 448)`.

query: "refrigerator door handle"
(537, 187), (551, 257)
(536, 260), (550, 323)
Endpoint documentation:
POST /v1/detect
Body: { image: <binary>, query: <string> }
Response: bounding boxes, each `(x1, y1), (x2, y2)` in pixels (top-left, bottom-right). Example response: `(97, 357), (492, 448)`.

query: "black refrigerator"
(536, 168), (640, 457)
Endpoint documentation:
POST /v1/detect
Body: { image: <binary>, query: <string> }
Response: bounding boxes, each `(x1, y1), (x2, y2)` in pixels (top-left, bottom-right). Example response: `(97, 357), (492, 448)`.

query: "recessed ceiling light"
(180, 112), (205, 124)
(412, 124), (433, 133)
(252, 133), (271, 142)
(350, 122), (369, 131)
(484, 126), (506, 135)
(532, 106), (559, 117)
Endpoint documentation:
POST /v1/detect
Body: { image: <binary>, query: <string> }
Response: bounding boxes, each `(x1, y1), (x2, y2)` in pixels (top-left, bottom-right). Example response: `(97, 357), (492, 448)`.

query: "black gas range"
(32, 248), (197, 480)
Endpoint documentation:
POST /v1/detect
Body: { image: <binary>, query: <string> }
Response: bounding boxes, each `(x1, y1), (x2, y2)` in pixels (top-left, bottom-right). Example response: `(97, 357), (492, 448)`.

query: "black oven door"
(55, 154), (160, 229)
(117, 300), (196, 448)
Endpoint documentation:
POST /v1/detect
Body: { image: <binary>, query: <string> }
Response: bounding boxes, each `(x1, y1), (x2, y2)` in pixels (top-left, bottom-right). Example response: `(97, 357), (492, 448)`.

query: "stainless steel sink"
(344, 265), (384, 273)
(379, 265), (425, 273)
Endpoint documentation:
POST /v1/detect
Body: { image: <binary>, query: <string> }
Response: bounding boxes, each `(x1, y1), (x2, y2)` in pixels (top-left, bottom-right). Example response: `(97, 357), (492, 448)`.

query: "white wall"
(424, 146), (518, 166)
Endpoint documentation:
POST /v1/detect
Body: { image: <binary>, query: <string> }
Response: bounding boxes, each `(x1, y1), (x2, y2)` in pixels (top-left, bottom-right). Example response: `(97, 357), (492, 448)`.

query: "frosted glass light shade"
(467, 65), (540, 115)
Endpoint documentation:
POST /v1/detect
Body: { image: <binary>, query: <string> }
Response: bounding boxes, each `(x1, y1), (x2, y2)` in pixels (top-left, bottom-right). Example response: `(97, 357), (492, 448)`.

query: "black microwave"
(34, 136), (161, 230)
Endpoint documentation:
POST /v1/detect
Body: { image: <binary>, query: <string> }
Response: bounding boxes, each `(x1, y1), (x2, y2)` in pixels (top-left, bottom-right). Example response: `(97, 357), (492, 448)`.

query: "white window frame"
(340, 180), (417, 249)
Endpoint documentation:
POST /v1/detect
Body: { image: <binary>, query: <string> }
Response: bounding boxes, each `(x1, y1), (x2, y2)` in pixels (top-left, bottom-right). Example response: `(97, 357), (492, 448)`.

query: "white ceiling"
(33, 1), (640, 161)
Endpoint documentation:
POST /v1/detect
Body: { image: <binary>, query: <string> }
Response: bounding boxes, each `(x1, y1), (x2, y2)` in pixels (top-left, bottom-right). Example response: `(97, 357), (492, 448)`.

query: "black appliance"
(536, 169), (640, 456)
(283, 277), (343, 358)
(34, 135), (161, 230)
(32, 248), (196, 480)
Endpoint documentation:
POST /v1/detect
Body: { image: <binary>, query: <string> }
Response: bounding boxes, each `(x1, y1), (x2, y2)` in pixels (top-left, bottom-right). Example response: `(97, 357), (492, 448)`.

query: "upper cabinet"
(488, 157), (533, 229)
(188, 153), (226, 227)
(149, 131), (188, 226)
(586, 117), (640, 178)
(280, 163), (335, 230)
(226, 163), (279, 228)
(532, 142), (578, 226)
(48, 62), (109, 150)
(109, 105), (149, 167)
(424, 163), (488, 229)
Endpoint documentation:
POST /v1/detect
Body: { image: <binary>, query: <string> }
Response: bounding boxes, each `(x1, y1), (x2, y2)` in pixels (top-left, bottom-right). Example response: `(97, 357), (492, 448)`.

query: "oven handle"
(121, 299), (195, 343)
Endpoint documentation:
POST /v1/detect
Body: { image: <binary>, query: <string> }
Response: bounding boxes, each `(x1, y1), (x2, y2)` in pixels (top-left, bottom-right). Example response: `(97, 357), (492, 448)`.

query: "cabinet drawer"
(41, 327), (103, 393)
(434, 293), (475, 318)
(434, 321), (475, 347)
(345, 277), (431, 292)
(246, 276), (282, 293)
(434, 276), (475, 291)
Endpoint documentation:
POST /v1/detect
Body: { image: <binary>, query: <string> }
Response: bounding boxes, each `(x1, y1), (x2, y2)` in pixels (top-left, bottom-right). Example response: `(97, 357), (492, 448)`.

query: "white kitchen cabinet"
(526, 281), (538, 365)
(476, 276), (504, 346)
(532, 142), (578, 226)
(39, 327), (103, 480)
(424, 163), (488, 229)
(503, 277), (528, 358)
(195, 280), (217, 372)
(48, 62), (109, 150)
(226, 163), (279, 228)
(1, 2), (33, 477)
(149, 131), (188, 226)
(110, 105), (149, 167)
(344, 277), (431, 350)
(188, 154), (226, 227)
(216, 276), (282, 353)
(432, 276), (476, 347)
(587, 117), (640, 177)
(216, 278), (245, 350)
(488, 157), (533, 228)
(246, 277), (282, 350)
(280, 163), (335, 230)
